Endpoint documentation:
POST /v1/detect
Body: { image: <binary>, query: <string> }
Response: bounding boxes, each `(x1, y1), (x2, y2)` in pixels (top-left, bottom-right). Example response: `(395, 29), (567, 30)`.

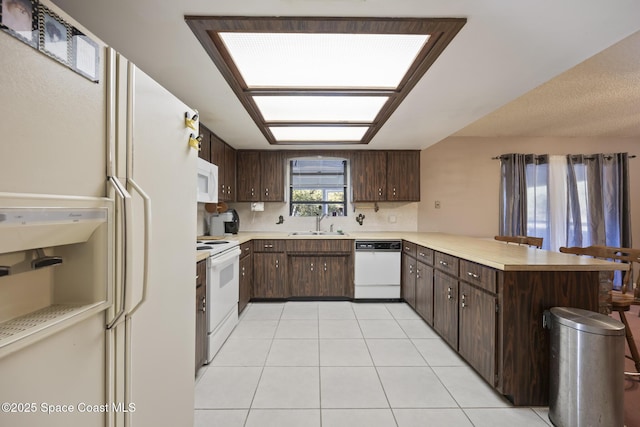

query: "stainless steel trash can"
(548, 307), (625, 427)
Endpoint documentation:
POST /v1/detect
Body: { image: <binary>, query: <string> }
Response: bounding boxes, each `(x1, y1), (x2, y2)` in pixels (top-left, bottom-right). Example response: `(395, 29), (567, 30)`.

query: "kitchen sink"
(288, 231), (349, 236)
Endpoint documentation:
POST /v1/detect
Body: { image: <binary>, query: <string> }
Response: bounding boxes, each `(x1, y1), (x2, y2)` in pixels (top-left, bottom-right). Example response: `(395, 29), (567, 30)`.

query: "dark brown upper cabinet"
(352, 150), (420, 202)
(236, 151), (284, 202)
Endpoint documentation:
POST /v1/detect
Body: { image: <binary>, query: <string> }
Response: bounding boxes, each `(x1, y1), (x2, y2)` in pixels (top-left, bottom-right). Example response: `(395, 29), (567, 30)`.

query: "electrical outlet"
(434, 200), (441, 209)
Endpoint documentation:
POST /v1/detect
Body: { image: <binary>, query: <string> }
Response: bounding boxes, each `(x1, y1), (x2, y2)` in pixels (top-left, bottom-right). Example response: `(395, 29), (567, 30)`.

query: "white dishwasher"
(354, 240), (402, 299)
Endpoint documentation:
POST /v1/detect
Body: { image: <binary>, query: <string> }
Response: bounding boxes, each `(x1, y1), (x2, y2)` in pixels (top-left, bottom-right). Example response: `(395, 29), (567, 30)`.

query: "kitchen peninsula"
(198, 232), (625, 406)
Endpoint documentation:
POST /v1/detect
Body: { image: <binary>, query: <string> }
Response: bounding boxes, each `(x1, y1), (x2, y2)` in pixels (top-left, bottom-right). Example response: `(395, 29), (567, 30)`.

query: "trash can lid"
(550, 307), (625, 336)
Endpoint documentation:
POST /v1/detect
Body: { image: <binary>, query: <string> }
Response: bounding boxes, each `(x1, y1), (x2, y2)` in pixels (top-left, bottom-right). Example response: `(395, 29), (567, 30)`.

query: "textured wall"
(418, 136), (640, 243)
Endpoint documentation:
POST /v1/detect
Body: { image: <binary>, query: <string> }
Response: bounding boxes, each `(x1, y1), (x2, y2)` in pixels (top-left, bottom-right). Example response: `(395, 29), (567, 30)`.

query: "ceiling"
(51, 0), (640, 151)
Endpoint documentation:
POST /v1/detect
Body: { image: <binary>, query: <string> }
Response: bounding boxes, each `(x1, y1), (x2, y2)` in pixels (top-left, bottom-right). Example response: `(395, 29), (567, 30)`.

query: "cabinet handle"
(418, 252), (425, 257)
(324, 262), (327, 272)
(310, 262), (314, 272)
(250, 188), (254, 196)
(378, 188), (382, 196)
(265, 244), (273, 249)
(447, 287), (452, 300)
(467, 272), (479, 279)
(275, 259), (279, 268)
(439, 260), (448, 267)
(200, 297), (206, 313)
(416, 268), (421, 279)
(461, 293), (466, 308)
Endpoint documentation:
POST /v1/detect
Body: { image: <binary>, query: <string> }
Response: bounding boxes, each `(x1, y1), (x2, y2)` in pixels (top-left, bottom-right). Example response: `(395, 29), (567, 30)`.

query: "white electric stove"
(197, 239), (241, 362)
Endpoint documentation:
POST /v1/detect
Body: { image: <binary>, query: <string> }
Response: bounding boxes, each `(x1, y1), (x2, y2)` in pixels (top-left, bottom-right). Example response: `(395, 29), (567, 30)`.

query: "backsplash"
(198, 201), (418, 235)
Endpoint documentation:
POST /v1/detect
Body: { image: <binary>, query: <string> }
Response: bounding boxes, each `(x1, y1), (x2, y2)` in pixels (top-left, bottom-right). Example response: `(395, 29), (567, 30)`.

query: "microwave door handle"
(126, 178), (151, 317)
(107, 176), (132, 330)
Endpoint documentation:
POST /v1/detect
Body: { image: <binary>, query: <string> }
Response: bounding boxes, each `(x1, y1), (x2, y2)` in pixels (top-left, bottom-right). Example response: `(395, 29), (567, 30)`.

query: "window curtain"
(500, 152), (632, 253)
(499, 153), (527, 236)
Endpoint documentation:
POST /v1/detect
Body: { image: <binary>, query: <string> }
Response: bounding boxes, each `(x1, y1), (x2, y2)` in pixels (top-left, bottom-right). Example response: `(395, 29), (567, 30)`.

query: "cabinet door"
(210, 134), (226, 195)
(401, 254), (416, 308)
(433, 270), (458, 349)
(320, 255), (352, 297)
(225, 144), (236, 201)
(195, 260), (207, 372)
(415, 262), (434, 325)
(261, 151), (284, 202)
(387, 151), (420, 201)
(198, 124), (211, 162)
(352, 151), (386, 202)
(289, 256), (319, 297)
(459, 282), (497, 385)
(253, 253), (287, 298)
(236, 151), (261, 202)
(239, 254), (252, 314)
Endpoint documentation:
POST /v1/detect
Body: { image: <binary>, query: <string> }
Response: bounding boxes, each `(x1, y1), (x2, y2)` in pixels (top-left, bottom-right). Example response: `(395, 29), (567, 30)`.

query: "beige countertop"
(196, 231), (627, 272)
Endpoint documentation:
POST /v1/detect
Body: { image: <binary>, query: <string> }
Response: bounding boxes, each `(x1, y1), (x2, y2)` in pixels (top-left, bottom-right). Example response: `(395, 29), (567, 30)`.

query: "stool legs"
(616, 308), (640, 372)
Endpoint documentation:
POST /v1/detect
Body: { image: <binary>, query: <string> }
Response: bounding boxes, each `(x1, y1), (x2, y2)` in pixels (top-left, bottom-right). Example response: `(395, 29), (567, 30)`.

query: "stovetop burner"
(196, 239), (239, 257)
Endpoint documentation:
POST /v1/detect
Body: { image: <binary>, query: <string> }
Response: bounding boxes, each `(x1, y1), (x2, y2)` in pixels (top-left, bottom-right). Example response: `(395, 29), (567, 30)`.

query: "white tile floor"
(195, 301), (552, 427)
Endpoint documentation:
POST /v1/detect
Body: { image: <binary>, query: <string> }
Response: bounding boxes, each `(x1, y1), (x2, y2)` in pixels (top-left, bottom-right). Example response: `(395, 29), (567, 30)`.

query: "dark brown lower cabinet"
(195, 260), (207, 373)
(433, 270), (458, 349)
(458, 282), (497, 386)
(288, 255), (351, 298)
(414, 262), (434, 325)
(401, 254), (416, 308)
(253, 252), (287, 298)
(239, 251), (252, 313)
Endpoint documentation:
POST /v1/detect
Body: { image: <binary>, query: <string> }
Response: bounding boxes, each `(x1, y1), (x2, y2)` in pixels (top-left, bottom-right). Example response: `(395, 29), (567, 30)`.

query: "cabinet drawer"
(240, 242), (252, 258)
(402, 241), (417, 257)
(416, 246), (434, 265)
(434, 252), (459, 274)
(459, 260), (497, 293)
(253, 239), (286, 252)
(286, 239), (352, 253)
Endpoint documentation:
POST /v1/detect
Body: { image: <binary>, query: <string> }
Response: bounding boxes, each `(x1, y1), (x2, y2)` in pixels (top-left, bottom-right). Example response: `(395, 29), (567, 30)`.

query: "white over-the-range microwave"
(197, 157), (218, 203)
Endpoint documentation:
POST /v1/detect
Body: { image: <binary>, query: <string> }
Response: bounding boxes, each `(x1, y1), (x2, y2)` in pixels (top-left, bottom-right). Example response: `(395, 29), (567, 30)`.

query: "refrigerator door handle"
(107, 176), (132, 330)
(127, 178), (151, 316)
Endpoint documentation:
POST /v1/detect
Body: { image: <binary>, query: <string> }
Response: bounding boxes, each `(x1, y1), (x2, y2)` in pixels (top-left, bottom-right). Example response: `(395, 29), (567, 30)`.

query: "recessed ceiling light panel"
(270, 126), (369, 142)
(254, 95), (389, 122)
(186, 17), (467, 145)
(220, 33), (429, 89)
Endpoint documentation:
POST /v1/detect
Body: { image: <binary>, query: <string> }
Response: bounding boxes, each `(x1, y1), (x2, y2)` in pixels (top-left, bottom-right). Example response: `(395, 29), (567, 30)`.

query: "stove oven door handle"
(209, 247), (242, 269)
(126, 178), (151, 317)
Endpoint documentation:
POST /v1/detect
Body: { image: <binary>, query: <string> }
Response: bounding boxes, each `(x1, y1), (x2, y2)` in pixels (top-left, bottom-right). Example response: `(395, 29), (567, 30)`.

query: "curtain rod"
(492, 154), (636, 160)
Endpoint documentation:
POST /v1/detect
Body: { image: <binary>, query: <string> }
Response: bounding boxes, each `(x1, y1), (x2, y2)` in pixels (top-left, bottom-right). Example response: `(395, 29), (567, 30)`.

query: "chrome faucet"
(316, 214), (327, 232)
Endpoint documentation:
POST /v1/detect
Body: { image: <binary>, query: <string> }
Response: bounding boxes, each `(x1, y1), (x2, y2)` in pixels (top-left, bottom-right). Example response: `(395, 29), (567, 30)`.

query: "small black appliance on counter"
(224, 209), (239, 234)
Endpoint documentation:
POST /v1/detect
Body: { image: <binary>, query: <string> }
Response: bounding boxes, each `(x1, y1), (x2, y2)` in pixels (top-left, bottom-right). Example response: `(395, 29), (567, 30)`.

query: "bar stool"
(559, 245), (640, 373)
(494, 235), (543, 249)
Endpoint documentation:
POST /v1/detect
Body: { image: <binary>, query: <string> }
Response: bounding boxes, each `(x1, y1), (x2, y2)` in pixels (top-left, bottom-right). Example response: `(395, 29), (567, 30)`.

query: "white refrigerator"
(0, 2), (197, 426)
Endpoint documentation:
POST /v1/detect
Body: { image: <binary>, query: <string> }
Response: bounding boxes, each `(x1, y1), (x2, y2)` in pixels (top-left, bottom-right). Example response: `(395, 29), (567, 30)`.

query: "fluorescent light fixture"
(219, 33), (429, 89)
(253, 96), (389, 122)
(185, 16), (467, 144)
(270, 126), (369, 142)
